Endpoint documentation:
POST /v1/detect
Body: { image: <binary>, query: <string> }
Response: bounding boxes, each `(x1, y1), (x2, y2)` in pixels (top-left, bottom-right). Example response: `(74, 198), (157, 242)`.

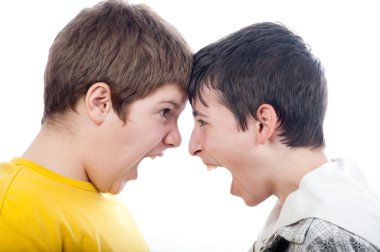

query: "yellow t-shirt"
(0, 158), (149, 251)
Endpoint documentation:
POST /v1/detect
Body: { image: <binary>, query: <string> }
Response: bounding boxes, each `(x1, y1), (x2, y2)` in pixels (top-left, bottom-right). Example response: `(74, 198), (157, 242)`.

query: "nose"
(188, 128), (202, 156)
(163, 124), (182, 148)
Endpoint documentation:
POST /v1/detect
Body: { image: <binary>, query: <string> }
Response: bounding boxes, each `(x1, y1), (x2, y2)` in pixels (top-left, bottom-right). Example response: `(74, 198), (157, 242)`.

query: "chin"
(244, 200), (260, 207)
(108, 188), (121, 195)
(108, 182), (127, 195)
(243, 196), (266, 207)
(231, 191), (258, 207)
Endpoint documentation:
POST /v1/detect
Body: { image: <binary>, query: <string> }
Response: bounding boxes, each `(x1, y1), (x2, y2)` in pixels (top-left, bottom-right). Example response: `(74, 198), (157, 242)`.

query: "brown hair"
(43, 0), (192, 122)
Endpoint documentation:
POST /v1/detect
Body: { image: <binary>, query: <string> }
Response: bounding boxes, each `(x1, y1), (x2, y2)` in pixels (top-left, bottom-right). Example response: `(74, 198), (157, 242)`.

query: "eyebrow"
(192, 110), (208, 118)
(160, 100), (182, 110)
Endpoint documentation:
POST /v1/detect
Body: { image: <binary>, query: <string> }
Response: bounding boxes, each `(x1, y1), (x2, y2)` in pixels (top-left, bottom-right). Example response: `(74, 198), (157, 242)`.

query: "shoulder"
(281, 218), (379, 252)
(0, 218), (50, 250)
(0, 161), (22, 209)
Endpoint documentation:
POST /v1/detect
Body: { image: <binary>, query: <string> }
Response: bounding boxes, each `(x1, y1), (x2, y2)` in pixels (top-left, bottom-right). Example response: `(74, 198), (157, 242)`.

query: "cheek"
(148, 126), (167, 143)
(131, 122), (165, 144)
(203, 130), (226, 149)
(137, 127), (168, 154)
(203, 136), (222, 157)
(205, 134), (238, 161)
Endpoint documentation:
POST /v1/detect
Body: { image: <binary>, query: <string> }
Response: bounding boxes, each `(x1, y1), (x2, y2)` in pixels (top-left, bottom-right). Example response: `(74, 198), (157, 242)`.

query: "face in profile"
(188, 87), (274, 206)
(90, 83), (187, 194)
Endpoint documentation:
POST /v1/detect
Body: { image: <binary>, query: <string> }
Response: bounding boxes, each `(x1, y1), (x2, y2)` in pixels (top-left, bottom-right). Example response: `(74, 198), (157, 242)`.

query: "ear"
(255, 104), (278, 145)
(85, 82), (112, 125)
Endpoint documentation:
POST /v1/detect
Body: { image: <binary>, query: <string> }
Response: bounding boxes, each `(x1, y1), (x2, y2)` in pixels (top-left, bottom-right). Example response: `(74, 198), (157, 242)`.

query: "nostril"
(193, 150), (201, 156)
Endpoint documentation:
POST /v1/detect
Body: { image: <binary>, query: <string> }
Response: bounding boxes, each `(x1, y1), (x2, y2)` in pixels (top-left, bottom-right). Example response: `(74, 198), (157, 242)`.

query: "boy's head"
(43, 0), (192, 123)
(39, 0), (193, 194)
(188, 22), (327, 149)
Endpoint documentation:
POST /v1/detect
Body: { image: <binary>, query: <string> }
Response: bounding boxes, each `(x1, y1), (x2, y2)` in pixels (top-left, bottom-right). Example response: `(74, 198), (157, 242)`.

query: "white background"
(1, 1), (379, 251)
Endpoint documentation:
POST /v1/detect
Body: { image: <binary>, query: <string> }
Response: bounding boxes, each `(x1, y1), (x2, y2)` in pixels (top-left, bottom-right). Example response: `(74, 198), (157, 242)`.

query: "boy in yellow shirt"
(0, 0), (192, 251)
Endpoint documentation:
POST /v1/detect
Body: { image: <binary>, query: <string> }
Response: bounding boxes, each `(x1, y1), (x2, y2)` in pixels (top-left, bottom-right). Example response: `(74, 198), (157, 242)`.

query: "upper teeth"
(206, 164), (217, 171)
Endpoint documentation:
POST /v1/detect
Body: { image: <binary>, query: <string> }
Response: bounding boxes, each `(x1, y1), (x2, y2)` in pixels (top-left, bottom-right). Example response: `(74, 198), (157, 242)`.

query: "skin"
(23, 83), (187, 194)
(189, 87), (328, 206)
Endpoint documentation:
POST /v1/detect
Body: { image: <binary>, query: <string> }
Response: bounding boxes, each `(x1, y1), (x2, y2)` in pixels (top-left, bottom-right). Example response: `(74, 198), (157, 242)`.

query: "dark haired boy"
(188, 22), (380, 251)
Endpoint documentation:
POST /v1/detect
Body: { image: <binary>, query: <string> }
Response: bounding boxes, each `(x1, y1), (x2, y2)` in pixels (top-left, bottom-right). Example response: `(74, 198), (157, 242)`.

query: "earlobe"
(255, 104), (278, 145)
(85, 82), (112, 125)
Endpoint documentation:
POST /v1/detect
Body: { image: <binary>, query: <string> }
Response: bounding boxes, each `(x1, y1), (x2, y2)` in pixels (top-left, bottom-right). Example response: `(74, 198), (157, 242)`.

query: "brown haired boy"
(0, 0), (192, 250)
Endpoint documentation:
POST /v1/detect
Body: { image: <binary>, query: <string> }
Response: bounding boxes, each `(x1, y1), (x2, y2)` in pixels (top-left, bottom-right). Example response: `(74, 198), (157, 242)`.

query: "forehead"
(146, 83), (186, 104)
(192, 86), (223, 108)
(192, 87), (234, 119)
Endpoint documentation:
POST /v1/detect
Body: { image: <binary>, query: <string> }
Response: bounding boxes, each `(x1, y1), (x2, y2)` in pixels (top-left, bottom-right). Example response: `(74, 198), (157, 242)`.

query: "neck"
(273, 146), (328, 205)
(22, 123), (90, 182)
